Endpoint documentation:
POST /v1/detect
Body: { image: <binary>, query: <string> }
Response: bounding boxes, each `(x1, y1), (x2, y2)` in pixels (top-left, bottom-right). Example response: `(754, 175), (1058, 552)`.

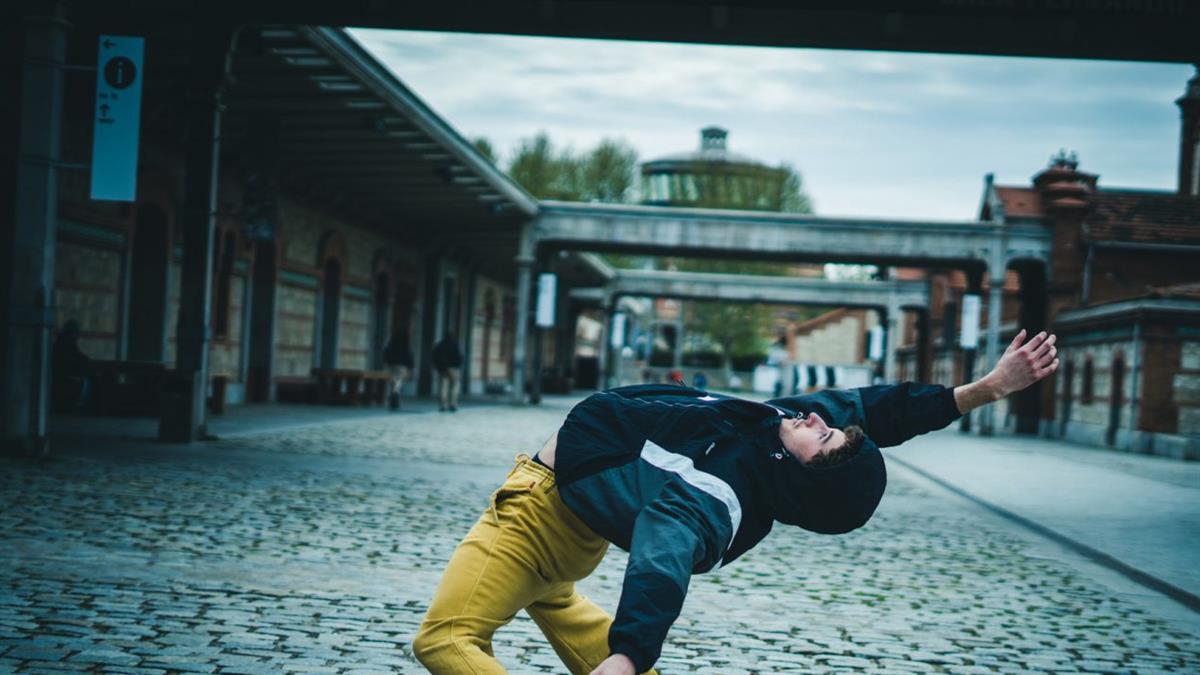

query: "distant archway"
(127, 204), (169, 361)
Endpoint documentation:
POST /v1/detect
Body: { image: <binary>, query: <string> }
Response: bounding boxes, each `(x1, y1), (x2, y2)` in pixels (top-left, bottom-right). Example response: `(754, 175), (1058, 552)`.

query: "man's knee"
(411, 620), (442, 666)
(412, 617), (487, 669)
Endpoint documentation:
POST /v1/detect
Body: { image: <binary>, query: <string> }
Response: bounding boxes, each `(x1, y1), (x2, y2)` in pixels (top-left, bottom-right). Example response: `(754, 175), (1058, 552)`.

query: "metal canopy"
(63, 0), (1200, 64)
(220, 26), (537, 279)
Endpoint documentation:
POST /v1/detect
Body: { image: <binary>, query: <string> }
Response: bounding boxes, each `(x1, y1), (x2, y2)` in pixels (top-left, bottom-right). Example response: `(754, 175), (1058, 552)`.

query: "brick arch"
(317, 229), (347, 270)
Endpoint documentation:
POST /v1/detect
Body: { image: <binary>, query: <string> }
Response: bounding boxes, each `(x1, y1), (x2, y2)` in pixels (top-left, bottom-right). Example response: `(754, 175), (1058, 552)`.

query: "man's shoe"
(450, 406), (458, 412)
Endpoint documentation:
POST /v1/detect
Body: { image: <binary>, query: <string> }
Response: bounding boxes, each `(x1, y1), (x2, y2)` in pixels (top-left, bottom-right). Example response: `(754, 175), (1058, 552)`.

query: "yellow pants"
(414, 455), (656, 674)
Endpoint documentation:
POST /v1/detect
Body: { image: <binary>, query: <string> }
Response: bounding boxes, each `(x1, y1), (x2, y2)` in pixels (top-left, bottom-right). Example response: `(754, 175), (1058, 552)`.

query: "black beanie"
(752, 417), (887, 534)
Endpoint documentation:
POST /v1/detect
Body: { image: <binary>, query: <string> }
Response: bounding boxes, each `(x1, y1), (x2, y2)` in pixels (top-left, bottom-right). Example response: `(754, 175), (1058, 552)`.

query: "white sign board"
(868, 325), (885, 360)
(91, 35), (145, 202)
(535, 273), (557, 328)
(609, 312), (626, 349)
(960, 294), (981, 349)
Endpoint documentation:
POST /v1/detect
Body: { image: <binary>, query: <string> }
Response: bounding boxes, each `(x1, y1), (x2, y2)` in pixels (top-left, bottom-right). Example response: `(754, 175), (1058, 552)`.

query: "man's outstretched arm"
(954, 329), (1058, 415)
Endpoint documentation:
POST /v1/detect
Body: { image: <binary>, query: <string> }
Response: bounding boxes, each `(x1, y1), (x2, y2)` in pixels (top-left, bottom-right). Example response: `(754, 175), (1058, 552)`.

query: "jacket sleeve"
(608, 501), (708, 673)
(856, 381), (962, 448)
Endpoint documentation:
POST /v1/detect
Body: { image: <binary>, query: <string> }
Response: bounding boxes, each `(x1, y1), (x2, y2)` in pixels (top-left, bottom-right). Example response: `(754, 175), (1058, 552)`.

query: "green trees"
(503, 132), (638, 202)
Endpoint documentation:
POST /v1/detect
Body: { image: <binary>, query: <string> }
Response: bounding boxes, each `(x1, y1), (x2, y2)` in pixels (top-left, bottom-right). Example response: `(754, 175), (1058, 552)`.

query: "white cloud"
(349, 28), (1192, 220)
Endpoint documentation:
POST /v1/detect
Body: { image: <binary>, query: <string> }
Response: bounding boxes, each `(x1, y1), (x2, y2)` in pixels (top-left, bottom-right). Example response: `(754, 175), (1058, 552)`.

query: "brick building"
(8, 20), (623, 447)
(896, 68), (1200, 459)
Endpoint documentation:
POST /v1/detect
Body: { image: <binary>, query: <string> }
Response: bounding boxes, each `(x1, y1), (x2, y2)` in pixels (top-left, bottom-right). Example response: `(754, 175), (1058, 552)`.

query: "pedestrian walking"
(413, 329), (1059, 675)
(432, 332), (463, 412)
(383, 333), (414, 411)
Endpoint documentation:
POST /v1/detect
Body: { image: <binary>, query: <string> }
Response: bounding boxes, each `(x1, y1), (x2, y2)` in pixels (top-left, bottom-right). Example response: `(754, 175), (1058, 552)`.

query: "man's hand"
(954, 329), (1059, 415)
(590, 653), (636, 675)
(987, 329), (1058, 398)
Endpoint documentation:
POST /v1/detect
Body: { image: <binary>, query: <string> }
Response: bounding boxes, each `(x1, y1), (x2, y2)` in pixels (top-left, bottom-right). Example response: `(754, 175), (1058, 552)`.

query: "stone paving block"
(67, 647), (143, 667)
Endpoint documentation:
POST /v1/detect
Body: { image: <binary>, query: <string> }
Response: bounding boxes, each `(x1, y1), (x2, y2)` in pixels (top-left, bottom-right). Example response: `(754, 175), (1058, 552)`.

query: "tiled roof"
(994, 186), (1044, 218)
(1085, 189), (1200, 245)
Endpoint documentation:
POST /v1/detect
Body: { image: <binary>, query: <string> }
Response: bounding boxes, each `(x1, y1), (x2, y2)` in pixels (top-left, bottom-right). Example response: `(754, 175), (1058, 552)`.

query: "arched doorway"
(246, 239), (276, 402)
(127, 204), (169, 361)
(372, 272), (390, 369)
(1107, 352), (1126, 446)
(319, 258), (342, 369)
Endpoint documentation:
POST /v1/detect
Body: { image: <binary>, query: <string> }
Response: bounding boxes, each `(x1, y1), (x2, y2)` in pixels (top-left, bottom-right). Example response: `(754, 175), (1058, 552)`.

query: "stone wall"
(1054, 335), (1138, 449)
(1178, 340), (1200, 435)
(53, 237), (123, 359)
(275, 282), (318, 378)
(790, 309), (875, 365)
(470, 275), (513, 392)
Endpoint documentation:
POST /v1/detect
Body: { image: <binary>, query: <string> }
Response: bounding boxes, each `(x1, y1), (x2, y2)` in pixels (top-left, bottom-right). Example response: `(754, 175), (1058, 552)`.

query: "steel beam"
(585, 269), (928, 309)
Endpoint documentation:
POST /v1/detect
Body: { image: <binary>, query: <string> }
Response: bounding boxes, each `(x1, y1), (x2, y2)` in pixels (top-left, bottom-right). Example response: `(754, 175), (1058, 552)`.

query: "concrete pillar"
(915, 309), (931, 383)
(595, 291), (612, 390)
(3, 7), (66, 455)
(979, 269), (1006, 436)
(884, 298), (901, 383)
(510, 222), (534, 403)
(160, 27), (234, 442)
(461, 266), (477, 396)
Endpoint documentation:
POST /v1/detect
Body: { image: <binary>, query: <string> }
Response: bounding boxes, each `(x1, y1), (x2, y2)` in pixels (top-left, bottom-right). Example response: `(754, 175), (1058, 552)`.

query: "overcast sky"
(350, 28), (1193, 221)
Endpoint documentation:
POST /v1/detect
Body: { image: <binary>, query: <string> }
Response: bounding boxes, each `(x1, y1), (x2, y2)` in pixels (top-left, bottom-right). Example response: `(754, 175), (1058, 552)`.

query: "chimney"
(1177, 65), (1200, 197)
(1032, 150), (1097, 288)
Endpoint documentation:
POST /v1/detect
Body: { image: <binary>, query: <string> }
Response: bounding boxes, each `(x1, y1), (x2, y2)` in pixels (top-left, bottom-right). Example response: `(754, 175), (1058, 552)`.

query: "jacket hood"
(749, 416), (886, 534)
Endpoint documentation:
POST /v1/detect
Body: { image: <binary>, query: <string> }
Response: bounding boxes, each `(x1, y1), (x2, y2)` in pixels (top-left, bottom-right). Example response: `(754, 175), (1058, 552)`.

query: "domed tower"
(641, 127), (799, 210)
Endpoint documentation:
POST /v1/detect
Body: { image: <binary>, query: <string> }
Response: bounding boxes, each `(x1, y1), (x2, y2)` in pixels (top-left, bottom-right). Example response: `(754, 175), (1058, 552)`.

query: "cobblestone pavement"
(4, 398), (1200, 674)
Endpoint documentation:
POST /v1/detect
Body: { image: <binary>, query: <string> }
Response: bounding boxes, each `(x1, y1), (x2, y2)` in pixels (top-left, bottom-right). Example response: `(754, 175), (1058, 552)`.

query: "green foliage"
(471, 137), (497, 164)
(505, 132), (638, 202)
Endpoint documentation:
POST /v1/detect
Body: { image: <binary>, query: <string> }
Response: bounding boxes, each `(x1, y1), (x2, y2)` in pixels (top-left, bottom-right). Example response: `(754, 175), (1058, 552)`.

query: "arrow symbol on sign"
(99, 103), (110, 117)
(103, 38), (115, 48)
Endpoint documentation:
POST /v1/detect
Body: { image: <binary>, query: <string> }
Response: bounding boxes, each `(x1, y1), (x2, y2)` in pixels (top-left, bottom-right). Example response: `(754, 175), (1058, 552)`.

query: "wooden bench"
(312, 368), (392, 405)
(275, 376), (319, 404)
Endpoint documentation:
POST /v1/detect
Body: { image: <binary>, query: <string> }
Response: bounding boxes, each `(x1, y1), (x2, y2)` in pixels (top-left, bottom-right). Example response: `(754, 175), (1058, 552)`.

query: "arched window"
(1107, 352), (1126, 445)
(1060, 359), (1075, 432)
(213, 230), (236, 339)
(319, 258), (342, 369)
(1081, 357), (1095, 404)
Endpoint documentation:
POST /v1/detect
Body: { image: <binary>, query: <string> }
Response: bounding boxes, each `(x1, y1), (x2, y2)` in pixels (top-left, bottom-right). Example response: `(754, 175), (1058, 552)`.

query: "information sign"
(90, 35), (144, 201)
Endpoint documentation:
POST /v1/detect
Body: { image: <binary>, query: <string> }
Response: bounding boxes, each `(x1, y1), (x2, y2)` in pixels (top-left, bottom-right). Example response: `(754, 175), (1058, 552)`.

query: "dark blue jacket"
(554, 382), (961, 673)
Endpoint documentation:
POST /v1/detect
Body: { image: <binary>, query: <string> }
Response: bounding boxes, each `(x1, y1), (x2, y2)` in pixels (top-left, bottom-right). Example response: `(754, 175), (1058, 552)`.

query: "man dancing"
(414, 329), (1058, 675)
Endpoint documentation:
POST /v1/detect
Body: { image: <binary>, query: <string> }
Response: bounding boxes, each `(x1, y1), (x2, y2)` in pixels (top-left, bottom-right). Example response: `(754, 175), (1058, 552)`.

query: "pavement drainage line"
(889, 455), (1200, 615)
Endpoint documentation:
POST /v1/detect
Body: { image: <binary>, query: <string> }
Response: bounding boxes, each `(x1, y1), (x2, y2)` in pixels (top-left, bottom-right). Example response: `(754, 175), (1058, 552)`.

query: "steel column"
(3, 7), (66, 455)
(509, 222), (534, 403)
(161, 27), (234, 441)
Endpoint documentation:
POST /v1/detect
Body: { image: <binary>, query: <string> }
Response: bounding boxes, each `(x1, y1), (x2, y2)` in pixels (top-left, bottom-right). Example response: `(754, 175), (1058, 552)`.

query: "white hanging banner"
(535, 273), (557, 328)
(91, 35), (145, 201)
(610, 312), (626, 349)
(868, 325), (885, 361)
(960, 294), (981, 349)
